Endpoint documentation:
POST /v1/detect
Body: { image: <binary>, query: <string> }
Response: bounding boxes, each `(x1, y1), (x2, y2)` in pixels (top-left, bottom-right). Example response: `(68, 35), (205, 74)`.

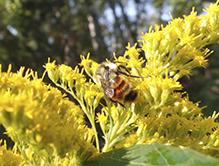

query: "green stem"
(86, 111), (100, 152)
(102, 102), (113, 152)
(102, 138), (109, 153)
(102, 111), (138, 152)
(102, 110), (127, 152)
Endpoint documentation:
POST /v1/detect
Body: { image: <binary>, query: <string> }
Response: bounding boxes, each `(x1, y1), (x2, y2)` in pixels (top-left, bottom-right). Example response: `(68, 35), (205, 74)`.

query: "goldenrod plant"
(0, 1), (219, 166)
(0, 140), (25, 166)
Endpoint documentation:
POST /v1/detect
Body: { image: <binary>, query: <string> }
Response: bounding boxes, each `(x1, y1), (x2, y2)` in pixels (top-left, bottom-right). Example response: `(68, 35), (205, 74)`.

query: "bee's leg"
(118, 65), (131, 74)
(118, 65), (149, 78)
(117, 70), (142, 78)
(118, 101), (126, 108)
(110, 99), (126, 108)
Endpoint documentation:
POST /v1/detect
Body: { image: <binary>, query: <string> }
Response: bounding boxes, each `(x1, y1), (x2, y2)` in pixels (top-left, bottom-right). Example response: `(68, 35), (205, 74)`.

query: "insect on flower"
(96, 61), (144, 107)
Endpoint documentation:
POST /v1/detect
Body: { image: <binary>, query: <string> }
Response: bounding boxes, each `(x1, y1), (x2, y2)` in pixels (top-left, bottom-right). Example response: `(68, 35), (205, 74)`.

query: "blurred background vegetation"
(0, 0), (219, 148)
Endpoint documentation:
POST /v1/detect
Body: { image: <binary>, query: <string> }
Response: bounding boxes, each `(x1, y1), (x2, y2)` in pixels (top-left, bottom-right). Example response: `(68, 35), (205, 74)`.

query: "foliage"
(0, 1), (219, 166)
(84, 143), (219, 166)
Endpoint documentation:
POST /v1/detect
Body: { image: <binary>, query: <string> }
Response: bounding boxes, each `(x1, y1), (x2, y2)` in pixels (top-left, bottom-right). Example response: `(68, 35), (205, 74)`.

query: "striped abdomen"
(111, 75), (137, 102)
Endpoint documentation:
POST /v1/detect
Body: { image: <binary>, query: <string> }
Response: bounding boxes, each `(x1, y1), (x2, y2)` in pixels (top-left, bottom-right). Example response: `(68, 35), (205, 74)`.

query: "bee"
(96, 61), (142, 107)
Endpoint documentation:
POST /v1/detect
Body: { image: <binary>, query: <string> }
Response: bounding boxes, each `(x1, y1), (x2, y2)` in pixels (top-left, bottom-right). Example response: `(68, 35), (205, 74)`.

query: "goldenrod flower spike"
(0, 66), (97, 165)
(44, 57), (101, 152)
(0, 140), (26, 166)
(139, 2), (219, 80)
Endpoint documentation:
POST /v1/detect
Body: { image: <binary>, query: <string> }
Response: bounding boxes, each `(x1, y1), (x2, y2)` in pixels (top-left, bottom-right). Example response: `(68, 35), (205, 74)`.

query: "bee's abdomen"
(111, 75), (136, 102)
(124, 90), (137, 101)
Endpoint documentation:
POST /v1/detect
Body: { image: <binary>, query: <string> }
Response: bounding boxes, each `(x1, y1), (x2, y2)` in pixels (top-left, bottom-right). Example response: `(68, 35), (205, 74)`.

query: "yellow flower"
(132, 94), (219, 157)
(137, 76), (182, 109)
(204, 2), (219, 33)
(43, 58), (59, 82)
(80, 54), (99, 84)
(96, 110), (108, 134)
(0, 140), (26, 166)
(44, 57), (105, 152)
(116, 134), (137, 148)
(139, 2), (219, 80)
(0, 66), (97, 165)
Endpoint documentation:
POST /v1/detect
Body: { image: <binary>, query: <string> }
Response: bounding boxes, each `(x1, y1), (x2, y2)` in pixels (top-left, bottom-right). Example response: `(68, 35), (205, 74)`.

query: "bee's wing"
(100, 80), (114, 98)
(104, 87), (114, 98)
(100, 65), (115, 98)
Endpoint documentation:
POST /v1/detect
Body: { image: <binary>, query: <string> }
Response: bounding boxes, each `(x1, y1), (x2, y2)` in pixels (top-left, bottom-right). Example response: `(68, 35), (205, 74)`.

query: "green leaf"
(83, 143), (219, 166)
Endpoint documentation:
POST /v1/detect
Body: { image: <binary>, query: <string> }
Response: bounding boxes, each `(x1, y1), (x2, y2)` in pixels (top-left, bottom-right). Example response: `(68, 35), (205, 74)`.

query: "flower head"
(0, 140), (26, 166)
(0, 65), (97, 165)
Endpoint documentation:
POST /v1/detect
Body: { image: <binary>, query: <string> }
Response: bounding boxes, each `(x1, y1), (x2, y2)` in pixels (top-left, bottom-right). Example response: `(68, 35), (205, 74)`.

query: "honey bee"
(96, 61), (141, 107)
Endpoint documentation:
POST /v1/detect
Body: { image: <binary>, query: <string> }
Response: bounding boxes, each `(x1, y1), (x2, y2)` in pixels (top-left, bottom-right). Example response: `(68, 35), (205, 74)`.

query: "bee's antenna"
(109, 52), (119, 62)
(117, 65), (150, 78)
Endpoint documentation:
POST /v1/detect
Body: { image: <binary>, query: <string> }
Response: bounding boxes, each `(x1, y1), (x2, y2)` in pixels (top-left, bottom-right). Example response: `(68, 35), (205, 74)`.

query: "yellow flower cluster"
(96, 105), (139, 152)
(0, 65), (96, 165)
(44, 57), (103, 151)
(135, 94), (219, 157)
(141, 3), (219, 80)
(0, 140), (26, 166)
